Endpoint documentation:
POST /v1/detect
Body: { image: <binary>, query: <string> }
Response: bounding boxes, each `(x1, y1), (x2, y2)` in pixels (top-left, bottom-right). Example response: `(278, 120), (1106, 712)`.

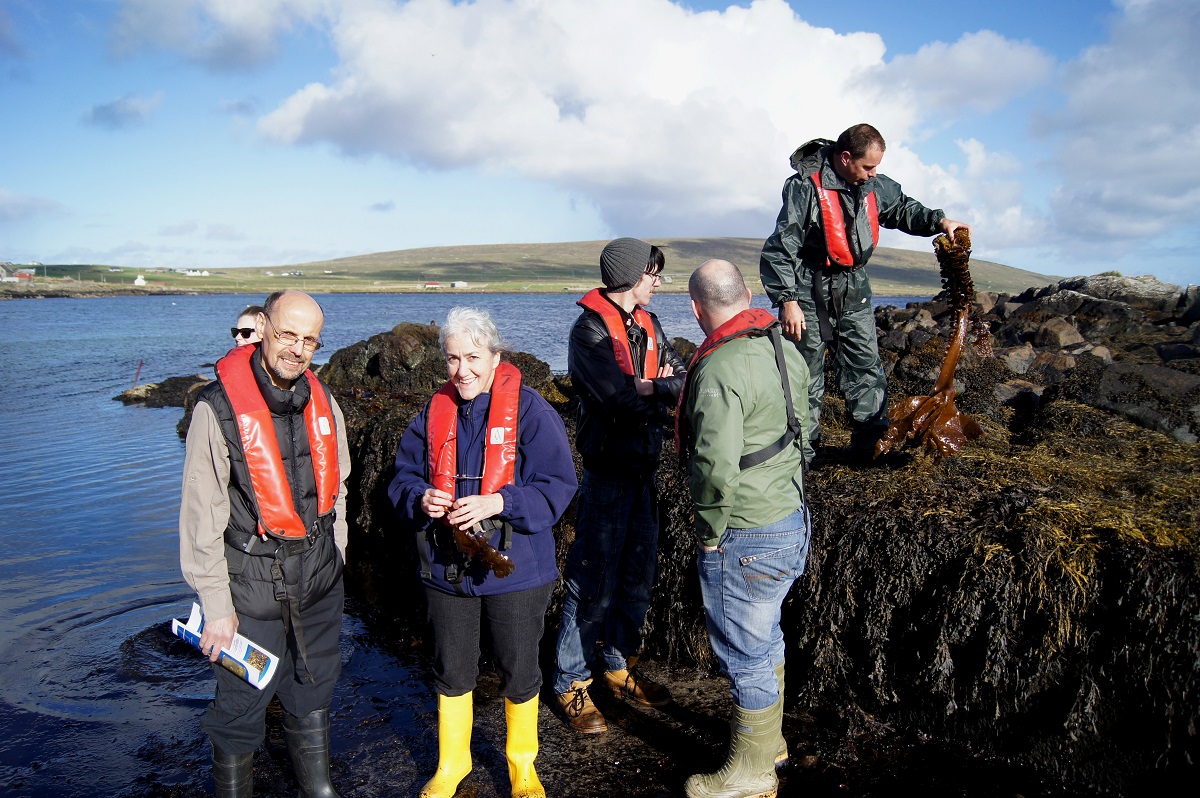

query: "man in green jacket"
(679, 259), (810, 798)
(759, 123), (970, 462)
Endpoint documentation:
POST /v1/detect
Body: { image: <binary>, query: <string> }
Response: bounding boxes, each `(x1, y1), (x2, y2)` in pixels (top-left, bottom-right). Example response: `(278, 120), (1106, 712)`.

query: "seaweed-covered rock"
(182, 279), (1196, 796)
(114, 374), (210, 407)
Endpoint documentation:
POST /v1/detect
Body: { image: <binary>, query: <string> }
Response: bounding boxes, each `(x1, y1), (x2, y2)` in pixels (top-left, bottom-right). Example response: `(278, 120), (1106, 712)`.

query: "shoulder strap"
(738, 326), (804, 470)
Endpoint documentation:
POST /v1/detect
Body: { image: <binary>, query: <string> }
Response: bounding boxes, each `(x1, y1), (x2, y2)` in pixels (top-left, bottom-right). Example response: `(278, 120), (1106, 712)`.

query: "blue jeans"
(553, 470), (658, 694)
(696, 508), (810, 710)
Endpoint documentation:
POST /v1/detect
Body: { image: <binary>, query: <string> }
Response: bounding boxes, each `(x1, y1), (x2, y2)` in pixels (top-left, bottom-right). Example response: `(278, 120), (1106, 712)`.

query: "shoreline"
(0, 282), (930, 301)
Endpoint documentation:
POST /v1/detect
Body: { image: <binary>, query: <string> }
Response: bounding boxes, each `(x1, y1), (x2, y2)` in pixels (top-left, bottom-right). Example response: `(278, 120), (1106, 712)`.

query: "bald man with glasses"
(180, 289), (350, 797)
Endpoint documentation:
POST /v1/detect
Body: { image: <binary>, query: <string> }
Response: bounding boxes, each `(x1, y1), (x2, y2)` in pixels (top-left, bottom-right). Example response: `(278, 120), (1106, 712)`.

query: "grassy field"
(5, 237), (1060, 297)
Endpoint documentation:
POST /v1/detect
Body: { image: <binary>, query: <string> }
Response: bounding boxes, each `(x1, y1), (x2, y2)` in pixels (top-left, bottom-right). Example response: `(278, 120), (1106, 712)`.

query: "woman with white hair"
(389, 306), (577, 798)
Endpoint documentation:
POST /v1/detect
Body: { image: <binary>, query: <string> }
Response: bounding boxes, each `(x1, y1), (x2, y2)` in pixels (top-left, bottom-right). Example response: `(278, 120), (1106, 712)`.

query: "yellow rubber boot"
(420, 692), (473, 798)
(505, 697), (546, 798)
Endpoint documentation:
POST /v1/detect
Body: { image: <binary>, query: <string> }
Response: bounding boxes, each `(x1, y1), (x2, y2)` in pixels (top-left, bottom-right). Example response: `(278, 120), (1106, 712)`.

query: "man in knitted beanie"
(552, 238), (687, 733)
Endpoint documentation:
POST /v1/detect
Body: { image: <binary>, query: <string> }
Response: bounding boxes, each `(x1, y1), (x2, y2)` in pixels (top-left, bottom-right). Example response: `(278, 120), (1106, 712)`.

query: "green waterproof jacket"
(683, 333), (809, 547)
(759, 139), (946, 306)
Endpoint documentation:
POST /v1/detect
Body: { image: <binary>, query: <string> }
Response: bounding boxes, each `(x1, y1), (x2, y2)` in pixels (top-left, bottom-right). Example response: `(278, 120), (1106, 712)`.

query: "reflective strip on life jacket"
(578, 288), (658, 378)
(811, 172), (879, 269)
(215, 344), (340, 540)
(427, 361), (521, 498)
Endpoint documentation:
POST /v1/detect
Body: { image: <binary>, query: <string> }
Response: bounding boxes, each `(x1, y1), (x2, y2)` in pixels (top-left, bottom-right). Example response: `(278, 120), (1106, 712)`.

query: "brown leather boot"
(555, 679), (607, 734)
(604, 659), (672, 707)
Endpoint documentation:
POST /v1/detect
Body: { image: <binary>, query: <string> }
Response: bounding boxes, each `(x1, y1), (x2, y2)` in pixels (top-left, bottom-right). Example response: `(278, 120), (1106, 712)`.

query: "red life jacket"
(427, 361), (521, 497)
(675, 308), (802, 469)
(811, 171), (879, 269)
(578, 288), (658, 378)
(215, 344), (340, 540)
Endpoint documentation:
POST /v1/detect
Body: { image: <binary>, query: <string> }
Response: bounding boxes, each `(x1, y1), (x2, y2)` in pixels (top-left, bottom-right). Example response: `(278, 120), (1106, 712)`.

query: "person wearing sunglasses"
(230, 304), (264, 347)
(181, 289), (349, 797)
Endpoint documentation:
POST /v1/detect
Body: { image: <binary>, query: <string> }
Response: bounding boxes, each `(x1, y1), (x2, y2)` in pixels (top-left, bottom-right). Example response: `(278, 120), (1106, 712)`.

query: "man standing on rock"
(760, 123), (970, 462)
(678, 260), (810, 798)
(180, 289), (350, 797)
(552, 237), (687, 733)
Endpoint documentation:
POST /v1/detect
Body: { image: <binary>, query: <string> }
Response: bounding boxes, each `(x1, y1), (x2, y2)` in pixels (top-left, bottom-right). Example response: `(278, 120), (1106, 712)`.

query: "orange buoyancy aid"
(215, 344), (340, 540)
(811, 171), (879, 269)
(578, 288), (658, 378)
(675, 307), (802, 469)
(427, 361), (522, 497)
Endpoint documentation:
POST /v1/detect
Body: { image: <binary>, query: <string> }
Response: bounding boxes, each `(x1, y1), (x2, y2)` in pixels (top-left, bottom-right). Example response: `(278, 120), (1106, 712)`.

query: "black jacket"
(567, 298), (686, 477)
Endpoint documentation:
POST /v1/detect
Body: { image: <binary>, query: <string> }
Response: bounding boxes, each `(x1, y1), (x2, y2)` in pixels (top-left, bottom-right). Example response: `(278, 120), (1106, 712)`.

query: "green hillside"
(10, 237), (1060, 297)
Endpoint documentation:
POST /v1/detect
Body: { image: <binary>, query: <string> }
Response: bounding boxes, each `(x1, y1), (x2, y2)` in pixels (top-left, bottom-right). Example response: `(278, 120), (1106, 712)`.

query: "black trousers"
(201, 572), (344, 755)
(424, 581), (554, 703)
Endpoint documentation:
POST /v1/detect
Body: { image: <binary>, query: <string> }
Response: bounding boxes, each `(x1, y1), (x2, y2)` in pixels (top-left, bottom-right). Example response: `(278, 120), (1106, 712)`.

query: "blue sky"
(1, 0), (1197, 288)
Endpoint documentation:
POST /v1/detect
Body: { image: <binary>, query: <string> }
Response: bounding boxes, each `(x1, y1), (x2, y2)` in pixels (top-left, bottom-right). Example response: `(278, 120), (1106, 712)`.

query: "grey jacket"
(760, 139), (946, 306)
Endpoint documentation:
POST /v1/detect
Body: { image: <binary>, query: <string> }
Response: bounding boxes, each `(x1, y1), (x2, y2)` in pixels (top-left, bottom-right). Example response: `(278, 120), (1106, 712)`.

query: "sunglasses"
(231, 327), (256, 339)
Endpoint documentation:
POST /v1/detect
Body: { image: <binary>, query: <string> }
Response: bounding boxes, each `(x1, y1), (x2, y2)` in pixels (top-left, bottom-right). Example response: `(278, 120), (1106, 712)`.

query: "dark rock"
(1181, 285), (1200, 324)
(1055, 361), (1200, 443)
(996, 343), (1036, 375)
(993, 378), (1044, 405)
(321, 322), (447, 396)
(1056, 274), (1183, 312)
(1155, 342), (1200, 362)
(1028, 351), (1076, 384)
(1014, 289), (1089, 318)
(114, 374), (210, 408)
(1035, 317), (1086, 349)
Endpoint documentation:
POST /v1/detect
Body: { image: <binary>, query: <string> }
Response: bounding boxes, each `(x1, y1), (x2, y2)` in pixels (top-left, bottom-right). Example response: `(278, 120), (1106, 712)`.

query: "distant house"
(108, 267), (123, 272)
(133, 275), (146, 286)
(424, 281), (441, 289)
(450, 281), (469, 289)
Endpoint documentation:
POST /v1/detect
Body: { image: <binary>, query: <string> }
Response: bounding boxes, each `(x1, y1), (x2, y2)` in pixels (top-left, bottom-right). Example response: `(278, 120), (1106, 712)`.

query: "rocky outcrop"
(114, 374), (210, 408)
(129, 273), (1196, 794)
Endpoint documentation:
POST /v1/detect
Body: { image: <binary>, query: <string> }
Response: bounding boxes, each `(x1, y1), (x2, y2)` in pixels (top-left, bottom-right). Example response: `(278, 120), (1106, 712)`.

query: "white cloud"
(1044, 0), (1200, 254)
(82, 92), (164, 129)
(0, 188), (61, 222)
(108, 0), (1066, 268)
(206, 223), (246, 241)
(252, 0), (955, 236)
(112, 0), (329, 70)
(870, 30), (1054, 115)
(159, 221), (199, 236)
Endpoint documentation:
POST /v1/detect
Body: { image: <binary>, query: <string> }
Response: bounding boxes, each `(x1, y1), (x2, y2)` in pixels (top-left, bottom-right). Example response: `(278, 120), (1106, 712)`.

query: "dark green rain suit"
(759, 139), (947, 461)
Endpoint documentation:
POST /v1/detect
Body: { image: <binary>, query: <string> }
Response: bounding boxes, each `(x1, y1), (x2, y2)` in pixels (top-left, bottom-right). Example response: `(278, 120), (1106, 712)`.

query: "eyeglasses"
(231, 327), (256, 339)
(263, 313), (322, 352)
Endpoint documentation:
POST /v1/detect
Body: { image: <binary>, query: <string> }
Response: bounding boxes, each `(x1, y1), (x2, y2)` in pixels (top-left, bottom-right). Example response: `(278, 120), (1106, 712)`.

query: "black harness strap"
(738, 326), (804, 471)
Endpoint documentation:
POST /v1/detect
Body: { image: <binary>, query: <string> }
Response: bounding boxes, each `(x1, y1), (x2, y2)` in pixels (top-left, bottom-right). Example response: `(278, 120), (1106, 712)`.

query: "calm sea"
(0, 292), (924, 796)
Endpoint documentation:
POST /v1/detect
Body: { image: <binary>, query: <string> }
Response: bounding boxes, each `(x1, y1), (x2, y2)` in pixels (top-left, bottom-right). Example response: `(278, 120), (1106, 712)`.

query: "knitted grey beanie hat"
(599, 237), (651, 292)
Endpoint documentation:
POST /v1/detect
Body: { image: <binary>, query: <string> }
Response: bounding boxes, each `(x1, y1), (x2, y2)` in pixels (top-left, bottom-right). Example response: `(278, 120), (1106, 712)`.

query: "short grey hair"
(689, 260), (748, 311)
(439, 306), (504, 353)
